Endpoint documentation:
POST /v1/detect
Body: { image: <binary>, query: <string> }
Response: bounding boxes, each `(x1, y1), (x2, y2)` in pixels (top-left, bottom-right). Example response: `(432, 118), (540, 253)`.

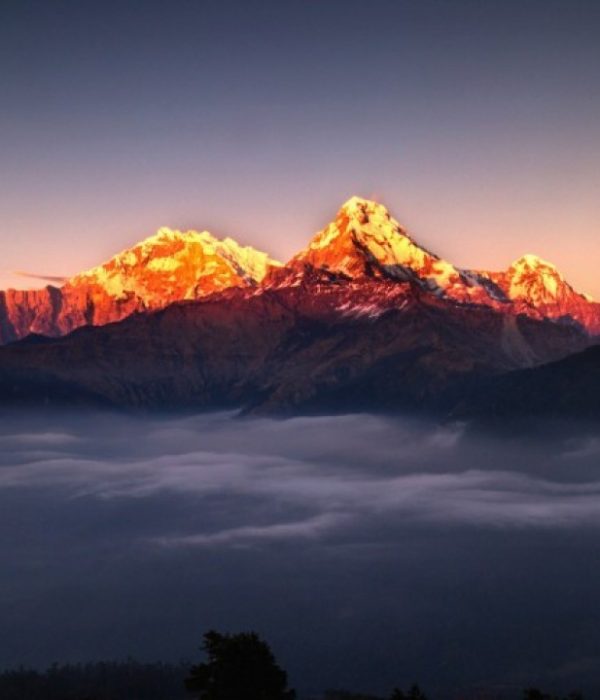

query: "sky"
(2, 0), (600, 294)
(3, 410), (600, 697)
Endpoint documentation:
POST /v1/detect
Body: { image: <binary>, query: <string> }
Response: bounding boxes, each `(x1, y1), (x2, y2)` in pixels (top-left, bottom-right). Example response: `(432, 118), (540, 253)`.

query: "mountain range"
(0, 196), (598, 416)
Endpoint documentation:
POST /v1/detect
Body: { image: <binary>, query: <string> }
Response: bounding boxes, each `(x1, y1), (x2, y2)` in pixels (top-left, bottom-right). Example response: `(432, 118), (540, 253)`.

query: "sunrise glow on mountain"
(3, 2), (600, 699)
(2, 197), (599, 345)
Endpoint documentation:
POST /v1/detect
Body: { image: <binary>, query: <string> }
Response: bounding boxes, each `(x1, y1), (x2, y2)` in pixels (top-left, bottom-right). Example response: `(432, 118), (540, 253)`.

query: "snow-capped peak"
(510, 253), (561, 274)
(289, 196), (493, 303)
(505, 253), (568, 303)
(68, 226), (280, 307)
(339, 195), (388, 214)
(476, 251), (600, 331)
(298, 196), (428, 268)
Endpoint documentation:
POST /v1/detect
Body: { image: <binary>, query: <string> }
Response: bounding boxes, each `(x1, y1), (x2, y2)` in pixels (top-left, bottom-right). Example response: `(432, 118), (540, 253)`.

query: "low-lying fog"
(2, 410), (600, 698)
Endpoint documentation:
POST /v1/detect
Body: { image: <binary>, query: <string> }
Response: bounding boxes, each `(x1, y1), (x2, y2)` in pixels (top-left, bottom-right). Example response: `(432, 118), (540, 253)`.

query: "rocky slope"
(0, 273), (588, 413)
(0, 196), (598, 413)
(270, 196), (505, 306)
(0, 227), (280, 344)
(269, 197), (600, 334)
(482, 253), (600, 334)
(3, 196), (600, 344)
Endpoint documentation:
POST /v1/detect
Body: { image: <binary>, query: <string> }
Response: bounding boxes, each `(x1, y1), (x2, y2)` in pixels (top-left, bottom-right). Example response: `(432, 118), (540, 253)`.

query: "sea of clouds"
(2, 410), (600, 697)
(2, 411), (600, 536)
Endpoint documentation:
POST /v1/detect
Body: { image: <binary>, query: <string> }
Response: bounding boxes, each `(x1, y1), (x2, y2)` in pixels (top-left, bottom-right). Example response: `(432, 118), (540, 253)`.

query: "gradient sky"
(2, 0), (600, 294)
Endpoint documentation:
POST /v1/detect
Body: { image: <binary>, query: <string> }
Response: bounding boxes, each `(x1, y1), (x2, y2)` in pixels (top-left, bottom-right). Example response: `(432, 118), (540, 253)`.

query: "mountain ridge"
(1, 195), (599, 345)
(0, 274), (589, 413)
(0, 226), (280, 344)
(0, 196), (597, 414)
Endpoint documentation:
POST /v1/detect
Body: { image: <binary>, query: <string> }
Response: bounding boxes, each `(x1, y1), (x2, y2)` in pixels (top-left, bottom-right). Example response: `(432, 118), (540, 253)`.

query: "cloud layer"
(2, 410), (600, 695)
(1, 411), (600, 549)
(11, 270), (68, 284)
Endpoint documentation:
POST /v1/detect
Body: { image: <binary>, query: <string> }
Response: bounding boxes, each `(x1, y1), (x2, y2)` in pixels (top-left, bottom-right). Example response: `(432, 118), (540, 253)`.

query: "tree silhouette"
(523, 690), (584, 700)
(185, 630), (296, 700)
(390, 684), (428, 700)
(523, 691), (549, 700)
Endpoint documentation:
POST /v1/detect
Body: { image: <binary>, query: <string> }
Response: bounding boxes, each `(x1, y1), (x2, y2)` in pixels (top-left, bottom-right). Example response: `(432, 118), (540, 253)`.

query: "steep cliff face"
(275, 197), (506, 307)
(270, 196), (600, 334)
(0, 227), (280, 343)
(0, 286), (63, 344)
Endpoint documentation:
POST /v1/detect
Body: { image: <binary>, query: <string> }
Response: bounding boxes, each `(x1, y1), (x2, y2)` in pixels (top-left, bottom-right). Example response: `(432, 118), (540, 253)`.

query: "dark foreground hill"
(0, 274), (588, 415)
(454, 345), (600, 420)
